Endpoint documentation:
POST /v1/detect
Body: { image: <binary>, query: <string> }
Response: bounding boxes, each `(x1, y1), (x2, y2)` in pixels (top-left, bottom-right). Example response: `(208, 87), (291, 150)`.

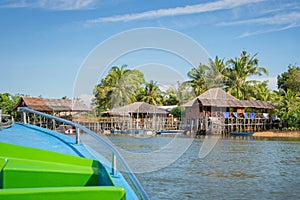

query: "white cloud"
(40, 0), (96, 10)
(221, 12), (300, 26)
(86, 0), (265, 24)
(237, 23), (300, 38)
(219, 10), (300, 38)
(0, 0), (97, 10)
(248, 77), (278, 91)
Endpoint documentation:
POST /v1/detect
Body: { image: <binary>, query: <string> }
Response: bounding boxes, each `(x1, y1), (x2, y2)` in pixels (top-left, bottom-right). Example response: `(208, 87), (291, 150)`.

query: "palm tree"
(206, 56), (228, 89)
(161, 82), (194, 106)
(254, 81), (271, 101)
(226, 51), (268, 99)
(185, 63), (209, 96)
(140, 80), (163, 105)
(93, 65), (145, 112)
(275, 89), (300, 128)
(163, 87), (179, 106)
(277, 89), (299, 112)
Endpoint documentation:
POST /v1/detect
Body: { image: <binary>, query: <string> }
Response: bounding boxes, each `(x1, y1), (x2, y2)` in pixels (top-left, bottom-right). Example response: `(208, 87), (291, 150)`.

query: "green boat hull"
(0, 142), (125, 199)
(0, 187), (125, 200)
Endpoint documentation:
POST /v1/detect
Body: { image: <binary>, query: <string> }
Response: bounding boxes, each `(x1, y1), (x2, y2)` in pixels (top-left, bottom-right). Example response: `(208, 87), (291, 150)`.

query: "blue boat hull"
(229, 132), (254, 136)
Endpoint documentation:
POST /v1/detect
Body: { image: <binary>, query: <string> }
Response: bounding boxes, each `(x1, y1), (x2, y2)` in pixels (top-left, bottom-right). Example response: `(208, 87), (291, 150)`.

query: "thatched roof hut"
(103, 102), (168, 117)
(241, 100), (275, 109)
(13, 97), (90, 112)
(182, 88), (276, 134)
(183, 88), (275, 110)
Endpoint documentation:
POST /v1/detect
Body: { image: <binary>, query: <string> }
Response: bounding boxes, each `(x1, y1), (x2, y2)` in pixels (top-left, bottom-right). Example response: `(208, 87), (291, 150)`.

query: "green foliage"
(171, 106), (182, 118)
(0, 93), (21, 114)
(226, 51), (268, 99)
(139, 80), (163, 105)
(243, 81), (271, 101)
(274, 89), (300, 129)
(93, 65), (145, 115)
(91, 54), (300, 130)
(206, 56), (227, 89)
(277, 64), (300, 92)
(162, 86), (179, 106)
(186, 63), (209, 96)
(185, 52), (268, 100)
(184, 52), (299, 129)
(162, 82), (195, 106)
(273, 66), (300, 129)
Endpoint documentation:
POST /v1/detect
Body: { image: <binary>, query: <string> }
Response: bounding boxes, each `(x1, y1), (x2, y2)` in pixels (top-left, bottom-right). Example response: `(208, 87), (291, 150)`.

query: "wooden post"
(52, 112), (55, 130)
(76, 127), (80, 144)
(111, 153), (117, 176)
(22, 111), (27, 124)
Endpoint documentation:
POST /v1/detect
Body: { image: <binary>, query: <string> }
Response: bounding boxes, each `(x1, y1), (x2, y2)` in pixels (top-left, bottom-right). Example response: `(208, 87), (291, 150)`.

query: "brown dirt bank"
(253, 131), (300, 138)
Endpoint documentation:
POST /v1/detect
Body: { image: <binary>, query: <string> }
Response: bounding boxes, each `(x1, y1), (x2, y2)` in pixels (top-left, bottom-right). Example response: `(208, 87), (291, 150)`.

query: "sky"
(1, 0), (300, 104)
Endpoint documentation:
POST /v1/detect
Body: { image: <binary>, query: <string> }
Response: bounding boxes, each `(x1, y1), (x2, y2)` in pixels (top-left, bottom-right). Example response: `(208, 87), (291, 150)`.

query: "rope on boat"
(0, 112), (13, 129)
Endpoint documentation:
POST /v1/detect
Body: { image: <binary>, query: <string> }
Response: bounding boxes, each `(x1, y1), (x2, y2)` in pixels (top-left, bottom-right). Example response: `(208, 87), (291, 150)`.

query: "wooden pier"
(182, 88), (276, 135)
(184, 111), (273, 135)
(73, 117), (180, 134)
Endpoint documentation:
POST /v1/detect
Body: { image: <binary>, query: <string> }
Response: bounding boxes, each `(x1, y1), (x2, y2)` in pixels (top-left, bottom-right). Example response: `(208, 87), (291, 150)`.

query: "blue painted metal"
(229, 132), (254, 136)
(2, 107), (149, 200)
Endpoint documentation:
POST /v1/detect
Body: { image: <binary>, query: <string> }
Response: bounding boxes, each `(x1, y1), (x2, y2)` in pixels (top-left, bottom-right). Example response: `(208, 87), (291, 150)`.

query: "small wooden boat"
(156, 129), (185, 135)
(229, 132), (254, 136)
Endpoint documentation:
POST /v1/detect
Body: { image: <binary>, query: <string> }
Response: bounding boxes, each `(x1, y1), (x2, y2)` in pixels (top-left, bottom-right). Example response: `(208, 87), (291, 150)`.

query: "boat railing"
(18, 107), (149, 200)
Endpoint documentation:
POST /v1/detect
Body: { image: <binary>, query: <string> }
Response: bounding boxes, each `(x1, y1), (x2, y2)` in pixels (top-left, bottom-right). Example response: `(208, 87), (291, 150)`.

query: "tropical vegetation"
(93, 64), (145, 115)
(91, 51), (300, 129)
(183, 53), (300, 129)
(137, 80), (163, 105)
(0, 93), (21, 114)
(1, 51), (299, 129)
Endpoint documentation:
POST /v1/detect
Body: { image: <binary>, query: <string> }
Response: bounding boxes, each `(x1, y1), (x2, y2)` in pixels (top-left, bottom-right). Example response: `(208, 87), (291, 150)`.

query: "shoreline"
(96, 130), (300, 138)
(253, 130), (300, 138)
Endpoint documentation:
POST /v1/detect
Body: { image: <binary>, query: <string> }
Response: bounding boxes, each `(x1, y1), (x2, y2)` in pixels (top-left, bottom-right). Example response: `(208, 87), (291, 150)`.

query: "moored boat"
(156, 129), (185, 135)
(229, 132), (254, 136)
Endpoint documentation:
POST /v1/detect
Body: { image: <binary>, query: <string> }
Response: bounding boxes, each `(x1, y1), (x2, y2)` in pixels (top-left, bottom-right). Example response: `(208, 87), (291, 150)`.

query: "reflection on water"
(81, 135), (300, 200)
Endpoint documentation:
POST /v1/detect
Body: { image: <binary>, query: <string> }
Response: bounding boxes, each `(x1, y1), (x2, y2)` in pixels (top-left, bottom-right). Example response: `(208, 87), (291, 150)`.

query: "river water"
(81, 135), (300, 200)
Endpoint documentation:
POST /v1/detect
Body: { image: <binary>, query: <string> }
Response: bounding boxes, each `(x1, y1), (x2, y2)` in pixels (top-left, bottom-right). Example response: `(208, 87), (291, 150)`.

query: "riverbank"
(253, 130), (300, 138)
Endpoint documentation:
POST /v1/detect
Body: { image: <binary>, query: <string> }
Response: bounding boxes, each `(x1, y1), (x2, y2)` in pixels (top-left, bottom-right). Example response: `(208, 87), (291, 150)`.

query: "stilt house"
(182, 88), (275, 134)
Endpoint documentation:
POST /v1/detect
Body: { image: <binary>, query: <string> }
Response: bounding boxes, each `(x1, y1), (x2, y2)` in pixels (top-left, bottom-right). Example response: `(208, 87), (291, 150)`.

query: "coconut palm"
(254, 81), (271, 101)
(185, 63), (209, 96)
(163, 82), (194, 106)
(140, 80), (163, 105)
(93, 65), (145, 112)
(163, 87), (179, 106)
(275, 89), (300, 128)
(206, 56), (228, 89)
(226, 51), (268, 99)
